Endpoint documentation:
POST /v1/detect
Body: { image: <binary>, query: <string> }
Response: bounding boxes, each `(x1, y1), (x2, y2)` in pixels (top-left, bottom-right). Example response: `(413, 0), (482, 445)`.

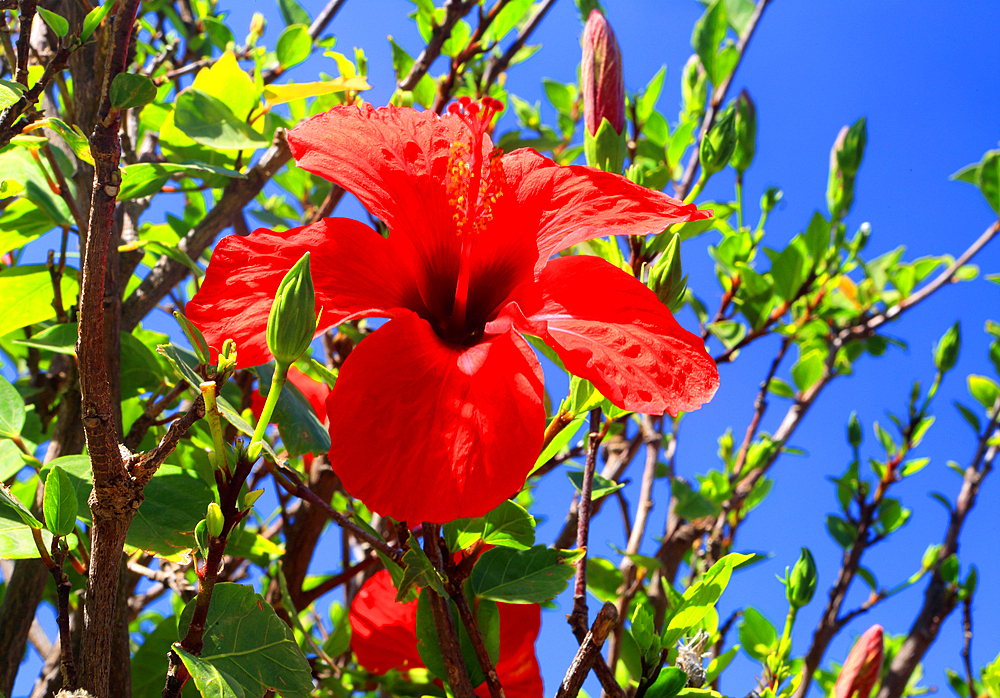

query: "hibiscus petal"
(501, 148), (709, 271)
(505, 255), (719, 416)
(326, 312), (544, 524)
(186, 218), (422, 368)
(349, 570), (422, 675)
(489, 603), (543, 698)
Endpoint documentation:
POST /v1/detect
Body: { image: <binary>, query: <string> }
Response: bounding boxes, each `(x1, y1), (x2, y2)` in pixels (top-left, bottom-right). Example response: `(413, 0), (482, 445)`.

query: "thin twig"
(450, 583), (504, 698)
(569, 408), (602, 640)
(557, 603), (619, 698)
(481, 0), (557, 92)
(398, 0), (477, 91)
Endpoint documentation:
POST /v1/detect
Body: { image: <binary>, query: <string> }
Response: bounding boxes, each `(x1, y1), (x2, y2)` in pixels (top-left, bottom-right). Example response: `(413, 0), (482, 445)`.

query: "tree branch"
(557, 602), (619, 698)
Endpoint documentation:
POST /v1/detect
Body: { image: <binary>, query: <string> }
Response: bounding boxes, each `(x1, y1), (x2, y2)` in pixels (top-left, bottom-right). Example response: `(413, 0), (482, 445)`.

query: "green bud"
(584, 116), (627, 173)
(760, 186), (783, 214)
(174, 312), (211, 365)
(681, 54), (707, 123)
(847, 412), (862, 448)
(786, 547), (817, 609)
(266, 252), (317, 367)
(194, 519), (209, 559)
(699, 105), (737, 177)
(205, 502), (224, 538)
(647, 233), (687, 313)
(826, 118), (866, 220)
(246, 12), (266, 46)
(218, 338), (238, 375)
(730, 89), (756, 174)
(933, 321), (961, 373)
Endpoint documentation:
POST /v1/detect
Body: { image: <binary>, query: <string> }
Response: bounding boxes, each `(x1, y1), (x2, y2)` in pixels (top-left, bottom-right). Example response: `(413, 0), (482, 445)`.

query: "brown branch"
(131, 396), (206, 489)
(122, 380), (189, 451)
(876, 404), (997, 698)
(41, 143), (85, 231)
(557, 602), (619, 698)
(961, 596), (977, 698)
(481, 0), (557, 93)
(423, 524), (476, 698)
(450, 582), (504, 698)
(13, 0), (36, 86)
(398, 0), (476, 91)
(0, 44), (73, 148)
(431, 0), (511, 114)
(46, 538), (78, 690)
(569, 408), (603, 640)
(307, 0), (349, 40)
(674, 0), (772, 201)
(121, 134), (293, 331)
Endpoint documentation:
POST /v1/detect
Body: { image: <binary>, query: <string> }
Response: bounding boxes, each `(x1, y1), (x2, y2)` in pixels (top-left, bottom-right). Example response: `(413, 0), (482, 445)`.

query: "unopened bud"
(933, 322), (961, 373)
(699, 105), (737, 177)
(834, 625), (884, 698)
(266, 252), (317, 367)
(730, 89), (756, 174)
(847, 412), (862, 448)
(786, 547), (818, 609)
(827, 118), (867, 220)
(648, 233), (687, 313)
(760, 186), (783, 215)
(218, 338), (238, 374)
(246, 13), (266, 46)
(582, 10), (626, 172)
(205, 502), (224, 538)
(681, 54), (707, 123)
(175, 312), (211, 365)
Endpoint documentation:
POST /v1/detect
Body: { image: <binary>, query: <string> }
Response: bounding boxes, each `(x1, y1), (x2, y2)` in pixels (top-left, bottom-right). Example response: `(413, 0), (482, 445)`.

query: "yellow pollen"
(445, 141), (506, 238)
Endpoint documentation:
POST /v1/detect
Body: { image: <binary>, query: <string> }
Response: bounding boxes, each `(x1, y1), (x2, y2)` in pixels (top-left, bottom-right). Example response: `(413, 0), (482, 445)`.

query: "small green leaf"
(791, 350), (825, 392)
(276, 25), (312, 69)
(691, 0), (727, 86)
(173, 645), (247, 698)
(277, 0), (311, 26)
(80, 0), (114, 41)
(968, 374), (1000, 410)
(174, 89), (268, 151)
(397, 533), (446, 602)
(0, 374), (25, 438)
(768, 378), (795, 399)
(36, 7), (69, 37)
(567, 469), (624, 500)
(542, 78), (576, 115)
(0, 480), (43, 530)
(825, 514), (856, 548)
(646, 667), (688, 698)
(975, 150), (1000, 214)
(738, 606), (777, 661)
(663, 553), (752, 646)
(109, 73), (158, 110)
(954, 401), (981, 433)
(482, 500), (535, 550)
(43, 465), (77, 537)
(469, 545), (579, 603)
(322, 602), (351, 657)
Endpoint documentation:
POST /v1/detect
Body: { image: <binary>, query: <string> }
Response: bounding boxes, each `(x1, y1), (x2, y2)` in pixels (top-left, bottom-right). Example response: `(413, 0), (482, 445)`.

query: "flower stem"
(200, 381), (229, 475)
(250, 362), (289, 460)
(683, 174), (707, 205)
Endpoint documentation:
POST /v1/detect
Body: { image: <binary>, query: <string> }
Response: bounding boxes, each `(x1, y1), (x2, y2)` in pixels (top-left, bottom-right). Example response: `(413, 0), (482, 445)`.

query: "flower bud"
(205, 502), (225, 538)
(582, 10), (626, 173)
(266, 252), (317, 367)
(933, 322), (961, 373)
(218, 338), (238, 375)
(834, 625), (884, 698)
(730, 89), (756, 174)
(246, 13), (266, 46)
(243, 488), (265, 509)
(786, 547), (818, 609)
(582, 10), (625, 137)
(847, 412), (863, 448)
(760, 186), (783, 215)
(699, 105), (737, 177)
(648, 233), (687, 313)
(827, 118), (867, 220)
(681, 54), (707, 123)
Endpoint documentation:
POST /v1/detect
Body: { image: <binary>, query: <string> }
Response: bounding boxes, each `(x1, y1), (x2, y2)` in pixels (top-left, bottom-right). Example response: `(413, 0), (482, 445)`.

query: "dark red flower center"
(436, 97), (507, 344)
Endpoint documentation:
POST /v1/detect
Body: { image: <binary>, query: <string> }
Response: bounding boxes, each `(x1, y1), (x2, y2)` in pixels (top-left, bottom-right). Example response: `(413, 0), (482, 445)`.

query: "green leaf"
(118, 161), (245, 200)
(768, 378), (795, 399)
(414, 587), (450, 682)
(646, 667), (688, 698)
(43, 455), (213, 555)
(663, 552), (751, 646)
(0, 374), (25, 438)
(567, 469), (624, 500)
(0, 80), (24, 109)
(975, 150), (1000, 214)
(691, 0), (727, 85)
(542, 78), (576, 115)
(531, 414), (584, 474)
(109, 73), (158, 110)
(770, 242), (805, 301)
(174, 88), (268, 151)
(791, 350), (825, 392)
(131, 616), (184, 698)
(277, 0), (311, 26)
(482, 500), (535, 550)
(322, 602), (351, 657)
(954, 401), (981, 433)
(968, 374), (1000, 410)
(825, 514), (856, 548)
(178, 583), (313, 698)
(0, 480), (42, 529)
(738, 606), (777, 661)
(586, 557), (623, 604)
(36, 7), (69, 37)
(0, 266), (78, 338)
(43, 465), (77, 536)
(80, 0), (114, 41)
(469, 545), (579, 603)
(0, 440), (24, 481)
(672, 478), (720, 520)
(276, 25), (312, 69)
(803, 211), (830, 262)
(256, 362), (330, 458)
(637, 66), (666, 125)
(173, 646), (247, 698)
(397, 533), (447, 601)
(877, 498), (910, 533)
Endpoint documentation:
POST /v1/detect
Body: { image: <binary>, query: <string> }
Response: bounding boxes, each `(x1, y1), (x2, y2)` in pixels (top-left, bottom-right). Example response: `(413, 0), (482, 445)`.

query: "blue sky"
(8, 1), (1000, 696)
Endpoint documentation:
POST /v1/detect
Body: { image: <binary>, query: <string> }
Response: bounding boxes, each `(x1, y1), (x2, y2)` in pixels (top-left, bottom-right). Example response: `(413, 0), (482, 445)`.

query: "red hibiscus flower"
(349, 569), (543, 698)
(187, 98), (719, 523)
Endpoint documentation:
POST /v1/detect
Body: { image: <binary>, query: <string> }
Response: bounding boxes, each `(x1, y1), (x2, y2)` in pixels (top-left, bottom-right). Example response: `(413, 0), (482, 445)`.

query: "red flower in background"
(349, 570), (543, 698)
(187, 99), (718, 523)
(834, 625), (884, 698)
